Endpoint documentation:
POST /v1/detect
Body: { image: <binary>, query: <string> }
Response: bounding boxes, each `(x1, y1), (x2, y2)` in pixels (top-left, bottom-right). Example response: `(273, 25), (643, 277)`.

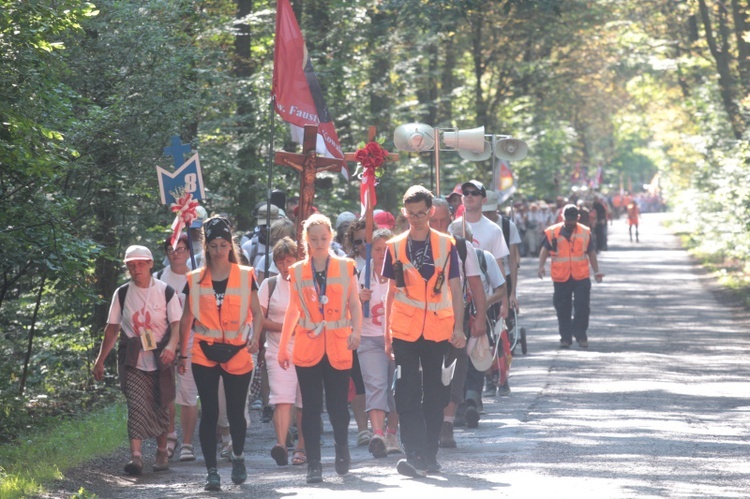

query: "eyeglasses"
(167, 247), (187, 255)
(352, 239), (364, 246)
(463, 190), (482, 197)
(404, 211), (429, 220)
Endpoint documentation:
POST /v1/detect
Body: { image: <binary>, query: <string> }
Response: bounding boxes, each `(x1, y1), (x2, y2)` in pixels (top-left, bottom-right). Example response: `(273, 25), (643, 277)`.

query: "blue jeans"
(553, 277), (592, 342)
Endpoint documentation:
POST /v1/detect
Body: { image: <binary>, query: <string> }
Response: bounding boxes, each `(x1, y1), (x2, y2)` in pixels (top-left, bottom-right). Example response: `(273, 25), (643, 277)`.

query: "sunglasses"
(463, 190), (483, 197)
(352, 239), (364, 245)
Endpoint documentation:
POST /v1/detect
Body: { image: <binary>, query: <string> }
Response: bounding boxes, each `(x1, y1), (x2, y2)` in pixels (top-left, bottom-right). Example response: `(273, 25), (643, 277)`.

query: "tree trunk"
(730, 0), (750, 92)
(19, 270), (46, 396)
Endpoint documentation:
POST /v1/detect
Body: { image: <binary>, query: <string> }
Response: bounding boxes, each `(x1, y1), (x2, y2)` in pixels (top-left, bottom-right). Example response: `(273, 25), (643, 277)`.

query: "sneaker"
(153, 449), (170, 472)
(179, 443), (196, 462)
(578, 339), (589, 348)
(560, 339), (572, 349)
(204, 467), (221, 491)
(334, 443), (350, 475)
(368, 434), (387, 458)
(465, 402), (480, 429)
(483, 383), (497, 397)
(385, 433), (403, 455)
(306, 461), (323, 484)
(251, 399), (262, 410)
(497, 381), (511, 397)
(396, 458), (427, 478)
(439, 421), (456, 448)
(124, 456), (143, 476)
(424, 457), (442, 474)
(231, 455), (247, 484)
(357, 429), (372, 446)
(261, 405), (274, 423)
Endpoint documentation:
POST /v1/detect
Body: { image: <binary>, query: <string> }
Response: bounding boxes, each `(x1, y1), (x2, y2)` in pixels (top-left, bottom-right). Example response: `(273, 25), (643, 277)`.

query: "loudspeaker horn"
(393, 123), (435, 152)
(458, 141), (492, 161)
(442, 126), (487, 154)
(494, 138), (528, 161)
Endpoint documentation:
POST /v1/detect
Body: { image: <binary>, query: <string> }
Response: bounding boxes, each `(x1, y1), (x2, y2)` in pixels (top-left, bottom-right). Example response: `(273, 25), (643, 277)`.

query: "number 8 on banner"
(156, 153), (206, 205)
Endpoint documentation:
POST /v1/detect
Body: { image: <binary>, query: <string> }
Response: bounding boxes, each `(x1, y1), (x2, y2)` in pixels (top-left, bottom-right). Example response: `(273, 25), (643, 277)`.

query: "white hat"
(257, 204), (281, 226)
(467, 334), (494, 371)
(123, 245), (153, 262)
(335, 211), (357, 230)
(483, 190), (499, 212)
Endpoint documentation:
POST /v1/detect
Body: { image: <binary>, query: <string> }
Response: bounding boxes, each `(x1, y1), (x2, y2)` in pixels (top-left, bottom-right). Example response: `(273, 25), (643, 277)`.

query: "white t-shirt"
(460, 215), (510, 267)
(258, 275), (292, 352)
(107, 278), (182, 371)
(154, 266), (188, 306)
(357, 265), (389, 337)
(255, 255), (279, 277)
(475, 248), (505, 297)
(492, 217), (522, 277)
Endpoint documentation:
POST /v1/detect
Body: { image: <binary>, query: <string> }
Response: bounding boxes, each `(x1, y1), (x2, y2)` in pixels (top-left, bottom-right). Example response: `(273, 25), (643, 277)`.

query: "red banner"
(272, 0), (345, 172)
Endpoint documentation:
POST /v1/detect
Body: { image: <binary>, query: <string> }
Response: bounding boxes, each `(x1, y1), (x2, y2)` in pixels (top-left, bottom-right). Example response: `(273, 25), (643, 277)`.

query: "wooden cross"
(275, 124), (345, 260)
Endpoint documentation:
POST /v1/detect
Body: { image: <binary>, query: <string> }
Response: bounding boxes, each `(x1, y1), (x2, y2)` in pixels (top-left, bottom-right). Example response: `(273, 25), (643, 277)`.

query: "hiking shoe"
(220, 441), (232, 460)
(497, 381), (511, 397)
(560, 339), (572, 349)
(368, 434), (387, 458)
(124, 456), (143, 476)
(385, 433), (403, 455)
(396, 458), (427, 478)
(306, 461), (323, 484)
(231, 455), (247, 484)
(261, 405), (274, 423)
(578, 339), (589, 348)
(465, 402), (480, 429)
(153, 449), (170, 472)
(204, 467), (221, 491)
(271, 444), (288, 466)
(439, 421), (456, 448)
(334, 443), (350, 475)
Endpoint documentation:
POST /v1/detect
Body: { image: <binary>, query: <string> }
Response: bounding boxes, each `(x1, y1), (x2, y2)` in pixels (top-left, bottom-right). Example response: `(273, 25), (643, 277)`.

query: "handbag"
(199, 340), (243, 363)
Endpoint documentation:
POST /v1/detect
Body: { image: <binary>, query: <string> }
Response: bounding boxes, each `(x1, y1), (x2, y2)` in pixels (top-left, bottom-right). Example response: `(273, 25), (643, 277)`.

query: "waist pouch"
(199, 340), (243, 363)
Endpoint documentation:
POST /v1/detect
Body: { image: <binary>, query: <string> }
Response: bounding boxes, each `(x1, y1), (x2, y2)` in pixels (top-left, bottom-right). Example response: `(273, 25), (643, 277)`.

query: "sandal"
(271, 444), (288, 466)
(291, 449), (307, 466)
(179, 443), (196, 462)
(166, 433), (178, 459)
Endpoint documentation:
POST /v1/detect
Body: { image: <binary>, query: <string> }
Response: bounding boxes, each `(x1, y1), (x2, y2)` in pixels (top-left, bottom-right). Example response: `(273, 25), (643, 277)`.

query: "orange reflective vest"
(289, 256), (356, 370)
(545, 223), (591, 282)
(187, 264), (255, 375)
(386, 229), (455, 342)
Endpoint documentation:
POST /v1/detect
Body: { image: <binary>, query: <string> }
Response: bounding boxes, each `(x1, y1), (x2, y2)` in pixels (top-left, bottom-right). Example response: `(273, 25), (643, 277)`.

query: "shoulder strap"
(117, 283), (129, 311)
(156, 269), (164, 280)
(501, 216), (510, 246)
(475, 248), (489, 283)
(164, 284), (175, 306)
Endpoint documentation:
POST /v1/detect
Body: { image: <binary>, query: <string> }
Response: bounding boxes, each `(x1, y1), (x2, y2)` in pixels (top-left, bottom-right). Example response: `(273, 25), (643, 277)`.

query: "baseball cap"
(373, 210), (396, 229)
(335, 211), (357, 231)
(461, 180), (486, 197)
(446, 183), (463, 199)
(563, 204), (579, 221)
(483, 190), (499, 212)
(467, 334), (493, 371)
(124, 245), (153, 262)
(257, 203), (281, 226)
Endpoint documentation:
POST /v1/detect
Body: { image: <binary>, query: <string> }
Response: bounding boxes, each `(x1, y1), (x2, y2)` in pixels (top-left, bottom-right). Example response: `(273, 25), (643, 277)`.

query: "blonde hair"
(301, 213), (333, 259)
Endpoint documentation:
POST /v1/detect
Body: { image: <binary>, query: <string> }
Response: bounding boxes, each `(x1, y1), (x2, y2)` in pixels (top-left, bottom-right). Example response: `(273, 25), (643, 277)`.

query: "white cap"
(124, 245), (153, 262)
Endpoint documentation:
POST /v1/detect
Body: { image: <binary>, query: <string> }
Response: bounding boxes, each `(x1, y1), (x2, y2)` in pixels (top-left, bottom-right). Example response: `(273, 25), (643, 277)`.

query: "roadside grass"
(0, 402), (127, 498)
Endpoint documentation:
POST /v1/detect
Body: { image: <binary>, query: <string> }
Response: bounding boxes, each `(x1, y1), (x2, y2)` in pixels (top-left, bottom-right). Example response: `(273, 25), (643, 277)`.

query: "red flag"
(272, 0), (346, 175)
(494, 158), (516, 204)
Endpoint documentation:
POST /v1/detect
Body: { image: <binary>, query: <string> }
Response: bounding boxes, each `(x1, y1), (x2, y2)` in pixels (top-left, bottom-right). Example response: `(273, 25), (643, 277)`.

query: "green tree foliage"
(0, 0), (747, 444)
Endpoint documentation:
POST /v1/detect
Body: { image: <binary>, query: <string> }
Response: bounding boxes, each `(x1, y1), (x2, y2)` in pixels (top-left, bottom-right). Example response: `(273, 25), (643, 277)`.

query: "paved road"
(50, 213), (750, 498)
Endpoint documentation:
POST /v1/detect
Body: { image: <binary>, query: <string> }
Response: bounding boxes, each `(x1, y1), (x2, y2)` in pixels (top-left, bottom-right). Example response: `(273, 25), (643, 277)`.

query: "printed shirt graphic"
(107, 279), (182, 371)
(358, 267), (388, 337)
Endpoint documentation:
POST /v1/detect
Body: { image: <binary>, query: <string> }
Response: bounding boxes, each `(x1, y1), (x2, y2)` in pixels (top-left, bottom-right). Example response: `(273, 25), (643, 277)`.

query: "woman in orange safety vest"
(278, 213), (362, 484)
(177, 216), (263, 492)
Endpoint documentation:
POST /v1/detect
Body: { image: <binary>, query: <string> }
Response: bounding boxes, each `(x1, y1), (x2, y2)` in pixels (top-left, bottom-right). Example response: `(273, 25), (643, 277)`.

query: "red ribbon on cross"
(169, 191), (200, 249)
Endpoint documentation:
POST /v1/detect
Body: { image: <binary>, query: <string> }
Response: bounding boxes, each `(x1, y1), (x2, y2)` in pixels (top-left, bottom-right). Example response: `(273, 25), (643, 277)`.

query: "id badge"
(141, 329), (157, 351)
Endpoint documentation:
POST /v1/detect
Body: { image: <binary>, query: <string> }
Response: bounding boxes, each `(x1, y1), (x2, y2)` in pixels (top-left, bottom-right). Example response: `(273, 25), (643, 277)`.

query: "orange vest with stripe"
(290, 256), (355, 370)
(187, 264), (255, 375)
(545, 223), (591, 282)
(386, 229), (455, 342)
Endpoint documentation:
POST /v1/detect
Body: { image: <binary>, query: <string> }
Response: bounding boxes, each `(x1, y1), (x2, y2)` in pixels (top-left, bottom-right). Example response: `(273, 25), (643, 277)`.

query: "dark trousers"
(393, 336), (450, 462)
(553, 277), (592, 342)
(192, 363), (252, 469)
(295, 355), (351, 463)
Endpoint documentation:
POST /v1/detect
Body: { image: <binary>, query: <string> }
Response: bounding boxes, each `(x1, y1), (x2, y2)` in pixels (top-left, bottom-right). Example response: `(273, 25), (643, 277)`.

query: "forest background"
(1, 0), (748, 446)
